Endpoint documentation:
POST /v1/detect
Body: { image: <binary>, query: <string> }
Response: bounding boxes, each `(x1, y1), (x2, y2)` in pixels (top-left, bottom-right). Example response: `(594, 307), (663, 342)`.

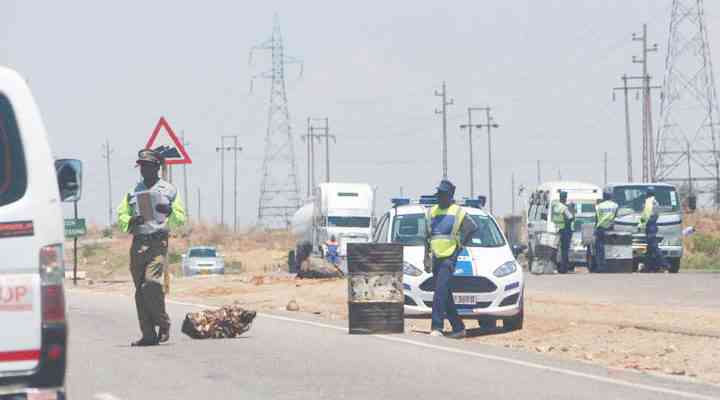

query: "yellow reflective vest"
(426, 204), (466, 258)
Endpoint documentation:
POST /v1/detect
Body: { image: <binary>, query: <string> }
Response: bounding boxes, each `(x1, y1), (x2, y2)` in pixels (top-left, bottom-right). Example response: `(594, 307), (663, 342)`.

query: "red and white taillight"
(39, 244), (66, 324)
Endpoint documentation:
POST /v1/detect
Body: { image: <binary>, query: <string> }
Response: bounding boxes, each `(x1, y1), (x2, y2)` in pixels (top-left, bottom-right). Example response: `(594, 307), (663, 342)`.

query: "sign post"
(65, 214), (86, 285)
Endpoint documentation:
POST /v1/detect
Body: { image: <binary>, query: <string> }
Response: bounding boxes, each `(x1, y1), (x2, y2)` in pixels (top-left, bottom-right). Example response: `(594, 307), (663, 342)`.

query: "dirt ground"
(70, 229), (720, 386)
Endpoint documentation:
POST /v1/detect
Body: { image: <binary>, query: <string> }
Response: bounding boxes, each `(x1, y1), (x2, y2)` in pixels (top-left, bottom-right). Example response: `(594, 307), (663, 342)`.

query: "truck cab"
(605, 183), (683, 272)
(0, 66), (75, 398)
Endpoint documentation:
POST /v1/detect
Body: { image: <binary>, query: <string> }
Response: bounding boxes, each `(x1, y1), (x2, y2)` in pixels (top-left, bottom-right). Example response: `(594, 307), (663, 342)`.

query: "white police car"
(372, 196), (525, 330)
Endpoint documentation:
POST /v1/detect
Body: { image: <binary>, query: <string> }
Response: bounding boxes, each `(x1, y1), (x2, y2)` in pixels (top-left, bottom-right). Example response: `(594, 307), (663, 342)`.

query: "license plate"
(453, 295), (477, 305)
(199, 270), (210, 275)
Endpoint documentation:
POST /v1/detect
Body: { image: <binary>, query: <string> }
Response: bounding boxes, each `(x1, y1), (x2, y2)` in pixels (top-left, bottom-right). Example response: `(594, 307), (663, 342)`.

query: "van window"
(0, 94), (27, 207)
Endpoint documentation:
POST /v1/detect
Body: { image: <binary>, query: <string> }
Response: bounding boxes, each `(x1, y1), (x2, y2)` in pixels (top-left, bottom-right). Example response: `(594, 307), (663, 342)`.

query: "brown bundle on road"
(181, 303), (257, 339)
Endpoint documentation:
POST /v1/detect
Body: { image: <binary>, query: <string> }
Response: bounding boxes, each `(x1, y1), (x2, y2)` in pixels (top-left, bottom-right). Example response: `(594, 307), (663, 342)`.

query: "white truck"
(290, 183), (374, 271)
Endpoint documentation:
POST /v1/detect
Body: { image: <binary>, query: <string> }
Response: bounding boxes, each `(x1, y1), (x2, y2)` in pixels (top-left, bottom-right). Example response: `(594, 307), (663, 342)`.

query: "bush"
(690, 233), (720, 256)
(81, 242), (107, 258)
(681, 252), (720, 270)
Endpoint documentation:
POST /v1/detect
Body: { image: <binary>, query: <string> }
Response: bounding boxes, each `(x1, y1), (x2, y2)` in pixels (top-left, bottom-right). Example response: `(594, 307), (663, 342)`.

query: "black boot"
(158, 327), (170, 343)
(131, 336), (159, 347)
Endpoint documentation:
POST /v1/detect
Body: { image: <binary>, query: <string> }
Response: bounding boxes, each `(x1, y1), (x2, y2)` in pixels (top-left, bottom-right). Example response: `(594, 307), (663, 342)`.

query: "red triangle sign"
(145, 116), (192, 165)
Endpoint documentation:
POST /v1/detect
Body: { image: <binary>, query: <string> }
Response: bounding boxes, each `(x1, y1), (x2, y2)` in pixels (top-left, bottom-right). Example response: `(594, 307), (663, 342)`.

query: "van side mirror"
(55, 159), (83, 202)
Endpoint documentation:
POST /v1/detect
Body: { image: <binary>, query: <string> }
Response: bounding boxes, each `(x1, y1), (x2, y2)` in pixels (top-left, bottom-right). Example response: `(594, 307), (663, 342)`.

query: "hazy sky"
(2, 1), (719, 227)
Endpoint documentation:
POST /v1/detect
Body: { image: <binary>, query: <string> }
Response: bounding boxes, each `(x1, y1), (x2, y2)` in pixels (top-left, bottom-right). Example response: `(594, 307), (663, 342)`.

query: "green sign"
(64, 218), (87, 238)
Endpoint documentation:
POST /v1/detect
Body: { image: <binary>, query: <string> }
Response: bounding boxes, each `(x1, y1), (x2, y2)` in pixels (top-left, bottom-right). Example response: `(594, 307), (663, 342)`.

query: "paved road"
(526, 272), (720, 308)
(66, 290), (719, 400)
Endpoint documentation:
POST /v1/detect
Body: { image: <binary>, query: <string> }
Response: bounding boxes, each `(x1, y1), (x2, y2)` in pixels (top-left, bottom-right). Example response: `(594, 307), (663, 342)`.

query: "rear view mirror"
(55, 159), (83, 202)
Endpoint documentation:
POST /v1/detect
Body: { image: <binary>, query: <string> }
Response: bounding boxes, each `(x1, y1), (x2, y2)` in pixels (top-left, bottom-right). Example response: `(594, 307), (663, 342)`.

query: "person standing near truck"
(552, 191), (575, 274)
(638, 189), (668, 272)
(594, 190), (618, 273)
(117, 149), (186, 346)
(425, 179), (478, 338)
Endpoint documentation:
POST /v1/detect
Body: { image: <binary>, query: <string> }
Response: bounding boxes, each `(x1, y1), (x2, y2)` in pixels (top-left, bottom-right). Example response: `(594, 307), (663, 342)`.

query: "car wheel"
(669, 259), (681, 274)
(632, 260), (640, 273)
(503, 294), (524, 332)
(527, 244), (534, 271)
(477, 318), (496, 330)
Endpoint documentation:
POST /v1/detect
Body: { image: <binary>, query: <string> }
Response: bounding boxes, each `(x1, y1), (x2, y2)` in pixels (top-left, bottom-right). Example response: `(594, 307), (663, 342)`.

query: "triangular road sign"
(145, 116), (192, 165)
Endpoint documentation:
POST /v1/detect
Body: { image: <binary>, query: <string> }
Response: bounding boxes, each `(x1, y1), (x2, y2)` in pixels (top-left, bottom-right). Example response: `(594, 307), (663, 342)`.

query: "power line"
(475, 107), (500, 213)
(309, 118), (335, 183)
(302, 117), (321, 197)
(459, 108), (483, 198)
(434, 81), (454, 179)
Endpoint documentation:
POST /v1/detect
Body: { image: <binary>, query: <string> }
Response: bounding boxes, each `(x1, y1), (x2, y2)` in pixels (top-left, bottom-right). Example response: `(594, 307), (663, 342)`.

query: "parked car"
(0, 66), (75, 399)
(373, 197), (525, 331)
(182, 246), (225, 276)
(526, 181), (602, 271)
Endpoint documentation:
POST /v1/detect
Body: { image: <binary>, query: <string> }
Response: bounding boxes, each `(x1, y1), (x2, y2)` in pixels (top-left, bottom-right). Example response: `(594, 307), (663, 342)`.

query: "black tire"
(478, 318), (496, 330)
(527, 244), (534, 271)
(288, 250), (295, 270)
(632, 260), (640, 273)
(503, 294), (524, 331)
(669, 259), (681, 274)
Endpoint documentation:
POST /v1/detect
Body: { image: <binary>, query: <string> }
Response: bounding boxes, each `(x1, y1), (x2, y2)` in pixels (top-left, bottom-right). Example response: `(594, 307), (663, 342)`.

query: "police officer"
(552, 191), (574, 274)
(594, 191), (618, 273)
(638, 189), (668, 272)
(425, 179), (477, 338)
(117, 149), (186, 346)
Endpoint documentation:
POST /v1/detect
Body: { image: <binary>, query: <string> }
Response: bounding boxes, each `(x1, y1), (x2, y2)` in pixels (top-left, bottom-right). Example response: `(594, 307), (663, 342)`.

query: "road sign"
(145, 116), (192, 165)
(64, 218), (87, 238)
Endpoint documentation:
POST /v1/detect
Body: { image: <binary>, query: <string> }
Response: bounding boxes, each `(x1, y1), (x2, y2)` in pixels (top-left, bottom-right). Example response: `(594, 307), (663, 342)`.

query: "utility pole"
(216, 136), (242, 231)
(537, 160), (541, 185)
(613, 75), (661, 182)
(633, 23), (658, 182)
(434, 81), (453, 179)
(302, 118), (322, 196)
(309, 118), (334, 183)
(181, 131), (190, 221)
(604, 152), (608, 186)
(459, 107), (484, 198)
(511, 172), (516, 215)
(613, 75), (634, 182)
(101, 139), (113, 228)
(197, 187), (201, 225)
(475, 107), (500, 213)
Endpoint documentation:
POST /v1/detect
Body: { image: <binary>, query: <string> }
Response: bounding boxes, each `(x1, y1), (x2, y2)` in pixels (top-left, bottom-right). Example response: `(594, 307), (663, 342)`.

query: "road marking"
(166, 299), (719, 400)
(94, 393), (124, 400)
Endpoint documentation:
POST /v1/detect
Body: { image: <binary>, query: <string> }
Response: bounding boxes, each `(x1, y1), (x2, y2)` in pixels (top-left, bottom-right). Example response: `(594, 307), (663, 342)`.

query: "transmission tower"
(251, 15), (303, 228)
(656, 0), (720, 207)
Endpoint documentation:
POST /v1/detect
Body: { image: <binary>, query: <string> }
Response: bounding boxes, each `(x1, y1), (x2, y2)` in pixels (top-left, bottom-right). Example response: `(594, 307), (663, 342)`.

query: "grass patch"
(681, 252), (720, 271)
(81, 242), (107, 258)
(168, 251), (182, 265)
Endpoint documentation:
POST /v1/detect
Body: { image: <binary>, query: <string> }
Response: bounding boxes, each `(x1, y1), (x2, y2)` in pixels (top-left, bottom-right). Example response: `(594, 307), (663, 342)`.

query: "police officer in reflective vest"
(117, 149), (186, 346)
(594, 191), (618, 273)
(425, 179), (478, 338)
(552, 191), (574, 274)
(638, 189), (668, 272)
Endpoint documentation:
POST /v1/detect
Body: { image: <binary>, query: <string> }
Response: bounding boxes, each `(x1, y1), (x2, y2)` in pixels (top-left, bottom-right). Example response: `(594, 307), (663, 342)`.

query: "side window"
(0, 93), (27, 207)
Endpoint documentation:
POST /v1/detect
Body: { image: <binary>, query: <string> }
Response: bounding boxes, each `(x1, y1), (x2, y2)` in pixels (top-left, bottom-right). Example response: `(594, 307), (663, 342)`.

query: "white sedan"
(373, 200), (525, 330)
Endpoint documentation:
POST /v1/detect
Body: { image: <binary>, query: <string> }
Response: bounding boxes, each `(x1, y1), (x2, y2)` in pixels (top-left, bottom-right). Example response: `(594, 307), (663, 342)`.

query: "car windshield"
(189, 248), (217, 258)
(613, 185), (679, 213)
(327, 216), (371, 228)
(465, 214), (506, 248)
(391, 213), (426, 246)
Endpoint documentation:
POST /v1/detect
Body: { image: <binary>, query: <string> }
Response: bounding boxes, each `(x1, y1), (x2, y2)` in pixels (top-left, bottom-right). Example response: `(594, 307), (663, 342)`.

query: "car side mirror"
(55, 159), (83, 202)
(511, 244), (527, 257)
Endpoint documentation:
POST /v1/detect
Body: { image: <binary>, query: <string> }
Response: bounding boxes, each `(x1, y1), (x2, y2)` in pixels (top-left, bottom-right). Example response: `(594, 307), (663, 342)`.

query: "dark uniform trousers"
(559, 227), (572, 273)
(130, 232), (171, 340)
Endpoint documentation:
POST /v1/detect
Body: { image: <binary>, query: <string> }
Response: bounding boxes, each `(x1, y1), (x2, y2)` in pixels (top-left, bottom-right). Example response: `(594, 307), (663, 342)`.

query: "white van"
(526, 181), (602, 270)
(0, 66), (78, 398)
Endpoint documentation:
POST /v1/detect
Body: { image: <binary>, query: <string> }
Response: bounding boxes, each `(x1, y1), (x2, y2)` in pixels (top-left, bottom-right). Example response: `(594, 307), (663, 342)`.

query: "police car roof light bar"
(391, 198), (411, 207)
